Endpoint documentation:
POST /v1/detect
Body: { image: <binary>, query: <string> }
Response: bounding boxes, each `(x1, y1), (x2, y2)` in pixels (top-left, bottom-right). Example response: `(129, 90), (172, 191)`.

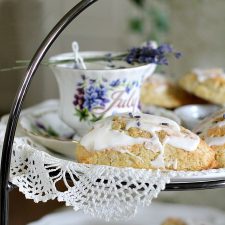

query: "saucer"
(19, 100), (78, 159)
(174, 104), (221, 130)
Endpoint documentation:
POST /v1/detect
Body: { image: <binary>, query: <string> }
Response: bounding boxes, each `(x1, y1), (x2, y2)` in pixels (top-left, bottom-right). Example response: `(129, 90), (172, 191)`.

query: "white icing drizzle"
(125, 114), (199, 152)
(194, 108), (225, 147)
(80, 120), (150, 151)
(207, 137), (225, 146)
(165, 135), (199, 151)
(165, 159), (178, 170)
(151, 152), (165, 168)
(217, 120), (225, 127)
(193, 68), (225, 82)
(111, 146), (144, 163)
(80, 113), (200, 169)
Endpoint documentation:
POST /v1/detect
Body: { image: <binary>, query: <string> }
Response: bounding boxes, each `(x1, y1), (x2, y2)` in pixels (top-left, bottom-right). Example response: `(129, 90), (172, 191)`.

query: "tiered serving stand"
(1, 0), (225, 225)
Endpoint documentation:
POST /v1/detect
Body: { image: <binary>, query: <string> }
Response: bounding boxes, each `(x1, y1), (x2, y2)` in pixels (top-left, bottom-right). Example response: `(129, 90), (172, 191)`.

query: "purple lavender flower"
(125, 43), (181, 65)
(103, 78), (108, 83)
(158, 57), (168, 65)
(129, 112), (133, 118)
(138, 102), (141, 110)
(35, 121), (46, 131)
(89, 79), (96, 84)
(157, 43), (173, 53)
(83, 85), (110, 111)
(132, 80), (139, 87)
(110, 79), (120, 87)
(174, 52), (182, 59)
(125, 85), (131, 94)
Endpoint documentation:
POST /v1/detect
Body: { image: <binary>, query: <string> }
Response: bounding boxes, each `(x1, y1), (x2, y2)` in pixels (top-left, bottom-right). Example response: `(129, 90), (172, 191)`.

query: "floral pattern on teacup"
(33, 121), (60, 138)
(73, 74), (140, 122)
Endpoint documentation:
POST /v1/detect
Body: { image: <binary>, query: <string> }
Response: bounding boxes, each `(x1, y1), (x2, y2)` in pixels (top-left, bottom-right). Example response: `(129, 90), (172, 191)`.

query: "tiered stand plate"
(0, 1), (225, 225)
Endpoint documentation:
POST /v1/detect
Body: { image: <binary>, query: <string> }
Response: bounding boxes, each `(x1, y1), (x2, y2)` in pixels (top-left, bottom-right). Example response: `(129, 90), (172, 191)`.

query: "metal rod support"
(0, 1), (225, 224)
(166, 180), (225, 191)
(0, 1), (98, 224)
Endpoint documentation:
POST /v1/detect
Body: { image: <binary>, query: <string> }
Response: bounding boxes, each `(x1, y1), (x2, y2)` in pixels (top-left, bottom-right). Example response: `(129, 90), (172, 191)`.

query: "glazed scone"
(161, 218), (187, 225)
(141, 73), (205, 109)
(76, 113), (216, 171)
(179, 68), (225, 105)
(193, 108), (225, 168)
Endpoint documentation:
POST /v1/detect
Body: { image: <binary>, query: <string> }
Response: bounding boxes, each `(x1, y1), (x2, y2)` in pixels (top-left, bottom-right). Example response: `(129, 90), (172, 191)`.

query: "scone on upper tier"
(161, 218), (187, 225)
(193, 108), (225, 168)
(179, 68), (225, 105)
(76, 113), (217, 171)
(140, 73), (205, 109)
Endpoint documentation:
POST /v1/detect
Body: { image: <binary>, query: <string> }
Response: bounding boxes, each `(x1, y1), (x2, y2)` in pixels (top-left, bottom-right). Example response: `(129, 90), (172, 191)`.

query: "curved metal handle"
(0, 1), (98, 224)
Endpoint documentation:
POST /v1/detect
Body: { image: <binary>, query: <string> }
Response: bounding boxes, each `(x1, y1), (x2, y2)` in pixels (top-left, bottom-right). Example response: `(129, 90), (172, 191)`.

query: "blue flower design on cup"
(51, 51), (157, 135)
(73, 75), (140, 122)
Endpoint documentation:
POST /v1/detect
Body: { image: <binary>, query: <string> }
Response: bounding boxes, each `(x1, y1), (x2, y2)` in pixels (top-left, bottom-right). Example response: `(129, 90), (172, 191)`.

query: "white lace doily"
(0, 118), (225, 221)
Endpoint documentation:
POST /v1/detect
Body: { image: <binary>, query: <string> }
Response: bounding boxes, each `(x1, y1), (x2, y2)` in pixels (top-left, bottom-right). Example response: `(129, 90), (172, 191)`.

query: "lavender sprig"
(0, 42), (181, 72)
(125, 43), (181, 65)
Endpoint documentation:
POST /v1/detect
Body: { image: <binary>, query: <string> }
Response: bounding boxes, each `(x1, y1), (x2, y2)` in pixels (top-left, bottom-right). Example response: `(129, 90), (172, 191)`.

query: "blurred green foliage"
(130, 0), (145, 8)
(129, 17), (144, 34)
(129, 0), (170, 42)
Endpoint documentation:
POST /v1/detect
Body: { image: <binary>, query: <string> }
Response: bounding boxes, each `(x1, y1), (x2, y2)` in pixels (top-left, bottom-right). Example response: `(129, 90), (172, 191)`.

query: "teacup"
(50, 52), (156, 136)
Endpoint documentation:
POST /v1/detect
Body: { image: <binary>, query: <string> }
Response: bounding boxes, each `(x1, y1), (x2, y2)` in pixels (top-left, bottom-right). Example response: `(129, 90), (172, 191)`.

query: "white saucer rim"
(19, 105), (78, 143)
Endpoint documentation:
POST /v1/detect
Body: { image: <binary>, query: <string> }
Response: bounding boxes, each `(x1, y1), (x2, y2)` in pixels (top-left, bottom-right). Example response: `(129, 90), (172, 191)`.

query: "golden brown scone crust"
(141, 74), (205, 108)
(76, 116), (217, 171)
(179, 70), (225, 105)
(214, 148), (225, 168)
(194, 109), (225, 168)
(161, 218), (187, 225)
(76, 140), (216, 171)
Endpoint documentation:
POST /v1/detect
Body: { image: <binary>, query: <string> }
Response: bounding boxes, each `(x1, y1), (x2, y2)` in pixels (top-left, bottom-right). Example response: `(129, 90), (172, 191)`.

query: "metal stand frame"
(0, 0), (225, 224)
(0, 1), (98, 224)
